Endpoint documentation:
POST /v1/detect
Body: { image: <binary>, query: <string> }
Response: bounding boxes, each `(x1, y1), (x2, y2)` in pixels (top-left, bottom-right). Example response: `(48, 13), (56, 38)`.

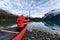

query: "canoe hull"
(12, 27), (27, 40)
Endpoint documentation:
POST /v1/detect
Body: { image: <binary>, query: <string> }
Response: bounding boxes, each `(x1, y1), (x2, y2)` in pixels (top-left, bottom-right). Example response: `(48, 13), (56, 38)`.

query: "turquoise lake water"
(0, 20), (60, 31)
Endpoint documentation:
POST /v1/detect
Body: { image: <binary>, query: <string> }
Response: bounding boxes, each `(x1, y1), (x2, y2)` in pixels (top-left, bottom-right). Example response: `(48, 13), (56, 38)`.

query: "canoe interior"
(0, 27), (25, 40)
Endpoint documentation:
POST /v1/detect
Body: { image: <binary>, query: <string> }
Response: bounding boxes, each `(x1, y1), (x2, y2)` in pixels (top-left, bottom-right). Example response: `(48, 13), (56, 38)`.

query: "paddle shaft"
(0, 30), (19, 34)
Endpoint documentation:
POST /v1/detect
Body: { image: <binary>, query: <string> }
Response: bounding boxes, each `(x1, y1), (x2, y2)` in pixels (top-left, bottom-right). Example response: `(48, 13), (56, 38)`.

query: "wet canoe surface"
(0, 27), (18, 40)
(0, 27), (27, 40)
(0, 33), (16, 40)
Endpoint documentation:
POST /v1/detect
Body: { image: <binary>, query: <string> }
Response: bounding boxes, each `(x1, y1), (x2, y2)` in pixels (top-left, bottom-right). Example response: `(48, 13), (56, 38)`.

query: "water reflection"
(27, 21), (60, 34)
(0, 20), (16, 27)
(0, 20), (60, 34)
(42, 21), (60, 31)
(0, 20), (16, 30)
(27, 22), (53, 34)
(43, 21), (60, 26)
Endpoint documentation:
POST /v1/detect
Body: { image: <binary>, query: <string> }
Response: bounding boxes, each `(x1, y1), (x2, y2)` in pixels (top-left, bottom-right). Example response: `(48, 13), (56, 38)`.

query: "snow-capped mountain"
(42, 9), (60, 21)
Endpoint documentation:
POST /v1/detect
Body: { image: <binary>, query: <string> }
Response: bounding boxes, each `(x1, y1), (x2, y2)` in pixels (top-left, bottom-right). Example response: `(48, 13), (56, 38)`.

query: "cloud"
(0, 0), (60, 18)
(16, 3), (22, 6)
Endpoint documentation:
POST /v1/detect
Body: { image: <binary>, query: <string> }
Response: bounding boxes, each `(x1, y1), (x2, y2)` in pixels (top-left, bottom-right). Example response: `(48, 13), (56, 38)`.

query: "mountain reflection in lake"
(0, 20), (16, 30)
(27, 21), (60, 34)
(42, 21), (60, 31)
(0, 20), (16, 27)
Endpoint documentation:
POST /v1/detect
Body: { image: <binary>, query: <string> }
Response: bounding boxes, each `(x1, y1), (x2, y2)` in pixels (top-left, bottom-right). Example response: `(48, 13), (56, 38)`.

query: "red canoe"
(12, 27), (27, 40)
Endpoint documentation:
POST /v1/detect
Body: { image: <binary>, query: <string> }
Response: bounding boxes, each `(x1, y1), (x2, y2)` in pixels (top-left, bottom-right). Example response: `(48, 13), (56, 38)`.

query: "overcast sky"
(0, 0), (60, 18)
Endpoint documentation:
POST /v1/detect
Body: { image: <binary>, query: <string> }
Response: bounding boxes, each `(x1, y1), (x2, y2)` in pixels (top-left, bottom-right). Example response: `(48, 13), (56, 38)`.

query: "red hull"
(12, 27), (27, 40)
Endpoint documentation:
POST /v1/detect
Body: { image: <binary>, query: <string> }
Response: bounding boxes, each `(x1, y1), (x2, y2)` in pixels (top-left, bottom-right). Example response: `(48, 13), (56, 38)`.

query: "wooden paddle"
(0, 30), (19, 34)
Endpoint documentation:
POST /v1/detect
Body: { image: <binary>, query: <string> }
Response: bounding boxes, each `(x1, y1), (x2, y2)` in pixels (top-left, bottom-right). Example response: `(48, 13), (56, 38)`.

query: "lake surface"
(0, 20), (60, 40)
(0, 20), (60, 34)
